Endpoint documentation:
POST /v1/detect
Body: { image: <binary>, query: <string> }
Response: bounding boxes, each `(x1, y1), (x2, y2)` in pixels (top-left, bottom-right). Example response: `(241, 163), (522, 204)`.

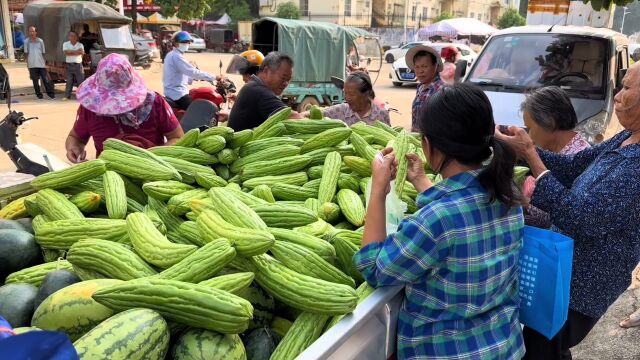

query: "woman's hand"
(65, 133), (87, 163)
(371, 147), (397, 196)
(406, 153), (432, 193)
(494, 125), (536, 160)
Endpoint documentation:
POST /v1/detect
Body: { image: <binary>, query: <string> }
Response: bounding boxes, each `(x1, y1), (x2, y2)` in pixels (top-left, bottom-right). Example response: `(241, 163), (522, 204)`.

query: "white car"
(389, 43), (478, 86)
(189, 33), (206, 52)
(383, 41), (430, 63)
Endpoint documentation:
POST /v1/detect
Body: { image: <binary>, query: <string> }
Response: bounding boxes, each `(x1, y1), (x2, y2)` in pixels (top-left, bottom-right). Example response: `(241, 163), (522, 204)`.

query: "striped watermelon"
(31, 279), (122, 341)
(171, 328), (246, 360)
(237, 285), (275, 330)
(74, 308), (170, 360)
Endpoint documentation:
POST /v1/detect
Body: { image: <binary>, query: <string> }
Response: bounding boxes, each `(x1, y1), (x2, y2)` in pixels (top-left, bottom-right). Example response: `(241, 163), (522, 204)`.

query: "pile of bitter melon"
(0, 107), (440, 359)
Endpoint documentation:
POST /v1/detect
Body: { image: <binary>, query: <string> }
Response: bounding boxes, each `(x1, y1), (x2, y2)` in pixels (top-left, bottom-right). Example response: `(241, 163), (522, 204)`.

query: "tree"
(497, 8), (526, 29)
(213, 0), (252, 23)
(152, 0), (250, 21)
(275, 1), (300, 20)
(435, 11), (453, 22)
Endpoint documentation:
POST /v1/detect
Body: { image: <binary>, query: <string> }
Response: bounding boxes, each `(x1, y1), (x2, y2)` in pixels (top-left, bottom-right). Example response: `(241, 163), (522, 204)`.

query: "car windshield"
(100, 24), (134, 49)
(468, 34), (607, 97)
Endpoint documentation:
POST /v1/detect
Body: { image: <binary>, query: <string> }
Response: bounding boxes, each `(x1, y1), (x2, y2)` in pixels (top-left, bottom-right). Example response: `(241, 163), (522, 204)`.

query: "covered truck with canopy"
(23, 0), (135, 82)
(251, 17), (382, 112)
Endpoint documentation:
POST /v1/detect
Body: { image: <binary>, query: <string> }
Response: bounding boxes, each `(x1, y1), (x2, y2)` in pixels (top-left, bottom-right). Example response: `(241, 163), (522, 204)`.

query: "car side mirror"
(454, 59), (468, 83)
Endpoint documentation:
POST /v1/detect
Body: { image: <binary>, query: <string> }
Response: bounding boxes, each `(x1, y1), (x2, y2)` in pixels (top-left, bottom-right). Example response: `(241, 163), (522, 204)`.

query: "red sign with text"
(123, 0), (162, 12)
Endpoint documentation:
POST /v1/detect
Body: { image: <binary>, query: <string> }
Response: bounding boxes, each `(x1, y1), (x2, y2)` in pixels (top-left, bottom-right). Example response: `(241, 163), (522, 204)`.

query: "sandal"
(619, 309), (640, 328)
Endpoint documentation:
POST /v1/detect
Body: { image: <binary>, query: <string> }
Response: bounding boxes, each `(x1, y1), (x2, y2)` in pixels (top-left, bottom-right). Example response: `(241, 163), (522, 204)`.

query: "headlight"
(575, 111), (608, 144)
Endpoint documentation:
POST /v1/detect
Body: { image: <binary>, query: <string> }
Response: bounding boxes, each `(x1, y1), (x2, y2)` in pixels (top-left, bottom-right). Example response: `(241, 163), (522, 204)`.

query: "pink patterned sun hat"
(77, 53), (148, 115)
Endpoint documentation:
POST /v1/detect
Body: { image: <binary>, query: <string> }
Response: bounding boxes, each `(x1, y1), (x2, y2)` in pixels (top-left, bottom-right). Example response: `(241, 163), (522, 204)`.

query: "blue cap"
(173, 31), (193, 43)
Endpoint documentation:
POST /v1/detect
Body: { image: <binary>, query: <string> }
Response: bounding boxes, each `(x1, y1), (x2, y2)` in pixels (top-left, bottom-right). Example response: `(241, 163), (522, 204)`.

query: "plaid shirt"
(354, 171), (525, 360)
(411, 75), (446, 131)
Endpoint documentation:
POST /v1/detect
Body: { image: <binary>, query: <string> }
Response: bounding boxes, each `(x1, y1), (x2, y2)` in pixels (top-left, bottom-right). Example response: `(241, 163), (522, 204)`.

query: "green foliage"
(435, 11), (453, 22)
(497, 8), (526, 29)
(152, 0), (251, 22)
(276, 1), (300, 19)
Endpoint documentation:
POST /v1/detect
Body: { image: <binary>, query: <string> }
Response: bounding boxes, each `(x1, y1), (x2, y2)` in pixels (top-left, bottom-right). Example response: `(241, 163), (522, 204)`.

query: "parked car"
(389, 43), (478, 86)
(131, 34), (153, 68)
(189, 33), (206, 52)
(383, 41), (430, 63)
(132, 33), (159, 59)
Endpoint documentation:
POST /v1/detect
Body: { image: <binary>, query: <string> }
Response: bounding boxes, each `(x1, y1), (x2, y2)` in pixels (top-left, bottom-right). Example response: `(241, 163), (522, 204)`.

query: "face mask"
(178, 44), (189, 53)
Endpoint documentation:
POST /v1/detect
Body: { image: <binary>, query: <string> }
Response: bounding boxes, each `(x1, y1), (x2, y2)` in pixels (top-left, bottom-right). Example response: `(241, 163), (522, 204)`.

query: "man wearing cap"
(406, 45), (446, 131)
(163, 31), (219, 111)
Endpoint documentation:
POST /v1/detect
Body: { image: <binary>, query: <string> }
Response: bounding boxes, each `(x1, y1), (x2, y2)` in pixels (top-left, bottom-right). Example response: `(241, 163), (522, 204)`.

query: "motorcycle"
(14, 47), (25, 62)
(233, 40), (248, 54)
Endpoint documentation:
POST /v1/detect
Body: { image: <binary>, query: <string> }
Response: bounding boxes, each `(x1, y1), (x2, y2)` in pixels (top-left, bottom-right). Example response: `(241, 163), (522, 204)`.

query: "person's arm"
(63, 43), (82, 56)
(65, 129), (87, 163)
(532, 163), (640, 239)
(164, 127), (184, 145)
(173, 54), (215, 82)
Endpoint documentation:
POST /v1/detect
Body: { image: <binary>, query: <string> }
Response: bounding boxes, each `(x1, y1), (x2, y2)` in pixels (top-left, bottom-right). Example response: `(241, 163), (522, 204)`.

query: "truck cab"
(464, 25), (630, 143)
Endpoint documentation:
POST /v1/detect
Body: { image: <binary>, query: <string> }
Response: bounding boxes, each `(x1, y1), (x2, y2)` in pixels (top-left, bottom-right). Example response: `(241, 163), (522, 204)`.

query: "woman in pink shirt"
(65, 53), (183, 163)
(521, 86), (590, 228)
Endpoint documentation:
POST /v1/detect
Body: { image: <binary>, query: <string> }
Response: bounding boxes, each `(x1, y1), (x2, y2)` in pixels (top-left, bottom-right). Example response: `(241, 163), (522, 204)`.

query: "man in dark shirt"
(227, 52), (302, 130)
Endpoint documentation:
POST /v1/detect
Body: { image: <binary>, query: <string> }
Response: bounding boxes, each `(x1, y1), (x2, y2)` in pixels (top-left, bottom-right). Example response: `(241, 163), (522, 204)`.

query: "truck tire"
(297, 96), (320, 113)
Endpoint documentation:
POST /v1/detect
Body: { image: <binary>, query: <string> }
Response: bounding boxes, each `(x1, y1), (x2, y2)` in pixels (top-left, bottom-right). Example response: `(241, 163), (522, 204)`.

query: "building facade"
(441, 0), (519, 24)
(259, 0), (373, 27)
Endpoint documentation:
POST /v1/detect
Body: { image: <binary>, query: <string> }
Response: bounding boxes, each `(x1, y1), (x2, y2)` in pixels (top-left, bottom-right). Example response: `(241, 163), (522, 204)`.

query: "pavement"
(0, 52), (415, 171)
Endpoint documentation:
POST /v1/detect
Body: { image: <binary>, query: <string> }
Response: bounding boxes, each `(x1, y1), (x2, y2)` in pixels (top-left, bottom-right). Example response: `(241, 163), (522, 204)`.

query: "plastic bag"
(364, 178), (407, 236)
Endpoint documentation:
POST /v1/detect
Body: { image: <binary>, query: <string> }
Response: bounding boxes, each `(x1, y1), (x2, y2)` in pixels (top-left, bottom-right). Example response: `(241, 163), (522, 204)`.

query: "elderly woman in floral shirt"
(306, 71), (390, 125)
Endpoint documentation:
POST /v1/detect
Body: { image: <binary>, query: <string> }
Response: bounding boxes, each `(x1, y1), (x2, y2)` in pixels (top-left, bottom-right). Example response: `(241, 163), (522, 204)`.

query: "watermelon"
(0, 229), (42, 280)
(171, 328), (246, 360)
(31, 279), (123, 341)
(15, 218), (34, 234)
(34, 270), (81, 310)
(74, 308), (170, 360)
(243, 328), (281, 360)
(0, 219), (27, 231)
(237, 285), (275, 330)
(0, 283), (38, 327)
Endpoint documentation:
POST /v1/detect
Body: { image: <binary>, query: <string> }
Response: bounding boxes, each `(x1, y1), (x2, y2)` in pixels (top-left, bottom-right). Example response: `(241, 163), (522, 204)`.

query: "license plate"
(400, 72), (415, 80)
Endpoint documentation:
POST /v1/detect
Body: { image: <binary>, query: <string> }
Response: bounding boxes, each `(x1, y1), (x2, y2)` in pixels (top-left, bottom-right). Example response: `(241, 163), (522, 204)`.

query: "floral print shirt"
(411, 75), (446, 131)
(322, 101), (390, 126)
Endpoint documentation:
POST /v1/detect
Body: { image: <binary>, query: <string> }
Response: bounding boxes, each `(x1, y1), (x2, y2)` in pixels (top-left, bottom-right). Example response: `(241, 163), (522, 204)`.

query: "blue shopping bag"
(518, 225), (574, 339)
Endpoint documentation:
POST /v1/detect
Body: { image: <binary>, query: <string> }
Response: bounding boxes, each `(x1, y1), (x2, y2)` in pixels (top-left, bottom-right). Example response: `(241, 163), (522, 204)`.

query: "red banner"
(123, 0), (162, 12)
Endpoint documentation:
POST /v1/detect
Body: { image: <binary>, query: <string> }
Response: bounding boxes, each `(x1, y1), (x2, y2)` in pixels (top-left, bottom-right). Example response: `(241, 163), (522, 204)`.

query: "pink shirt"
(73, 92), (179, 156)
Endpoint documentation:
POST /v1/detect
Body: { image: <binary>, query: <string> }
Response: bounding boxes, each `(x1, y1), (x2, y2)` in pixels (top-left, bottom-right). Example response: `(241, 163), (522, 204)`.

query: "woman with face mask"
(406, 45), (446, 131)
(355, 84), (525, 359)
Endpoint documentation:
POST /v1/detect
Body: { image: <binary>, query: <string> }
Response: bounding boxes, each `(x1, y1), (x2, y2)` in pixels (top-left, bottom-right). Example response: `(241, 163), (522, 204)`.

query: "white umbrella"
(213, 13), (232, 25)
(417, 18), (497, 39)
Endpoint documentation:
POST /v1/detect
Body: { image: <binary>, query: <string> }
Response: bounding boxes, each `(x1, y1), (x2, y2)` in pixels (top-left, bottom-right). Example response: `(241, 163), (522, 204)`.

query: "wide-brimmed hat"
(405, 45), (443, 72)
(76, 53), (148, 115)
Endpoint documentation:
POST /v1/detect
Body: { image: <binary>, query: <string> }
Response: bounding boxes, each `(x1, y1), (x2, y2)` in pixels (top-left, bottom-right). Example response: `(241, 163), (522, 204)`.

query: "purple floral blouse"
(322, 101), (390, 126)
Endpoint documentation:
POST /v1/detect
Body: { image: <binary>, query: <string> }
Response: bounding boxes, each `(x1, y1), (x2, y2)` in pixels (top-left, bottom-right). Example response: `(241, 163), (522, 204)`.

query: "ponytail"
(478, 137), (522, 208)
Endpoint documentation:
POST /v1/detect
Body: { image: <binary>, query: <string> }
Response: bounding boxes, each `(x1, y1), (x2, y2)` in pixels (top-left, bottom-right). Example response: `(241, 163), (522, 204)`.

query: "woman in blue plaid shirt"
(354, 84), (525, 359)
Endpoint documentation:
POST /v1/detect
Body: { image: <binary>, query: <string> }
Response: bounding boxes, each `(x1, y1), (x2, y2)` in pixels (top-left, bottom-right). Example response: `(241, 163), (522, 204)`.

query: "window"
(470, 12), (475, 18)
(300, 0), (309, 16)
(412, 5), (416, 20)
(100, 25), (134, 49)
(477, 13), (482, 20)
(345, 0), (351, 16)
(422, 7), (428, 20)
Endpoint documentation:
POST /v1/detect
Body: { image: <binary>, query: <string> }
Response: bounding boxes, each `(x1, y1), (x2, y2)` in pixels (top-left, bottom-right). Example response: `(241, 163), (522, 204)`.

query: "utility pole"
(621, 6), (631, 34)
(403, 0), (409, 44)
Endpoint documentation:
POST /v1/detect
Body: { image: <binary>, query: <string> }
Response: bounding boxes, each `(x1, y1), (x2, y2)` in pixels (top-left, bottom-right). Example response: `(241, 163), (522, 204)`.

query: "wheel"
(297, 96), (320, 113)
(197, 50), (203, 53)
(392, 82), (403, 87)
(385, 54), (394, 63)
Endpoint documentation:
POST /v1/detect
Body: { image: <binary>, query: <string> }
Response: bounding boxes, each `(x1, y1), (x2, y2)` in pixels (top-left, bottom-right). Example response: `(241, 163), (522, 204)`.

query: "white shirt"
(162, 48), (215, 100)
(63, 41), (84, 63)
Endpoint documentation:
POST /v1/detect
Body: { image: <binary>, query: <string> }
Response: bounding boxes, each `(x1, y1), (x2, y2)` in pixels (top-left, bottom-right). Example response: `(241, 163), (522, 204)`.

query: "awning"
(417, 18), (497, 39)
(137, 12), (181, 25)
(213, 13), (231, 25)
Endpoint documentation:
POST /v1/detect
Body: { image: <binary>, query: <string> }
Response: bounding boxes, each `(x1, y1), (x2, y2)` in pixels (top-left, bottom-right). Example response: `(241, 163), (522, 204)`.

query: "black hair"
(346, 71), (375, 99)
(413, 50), (437, 66)
(260, 52), (294, 72)
(68, 30), (79, 37)
(520, 86), (577, 131)
(419, 83), (521, 207)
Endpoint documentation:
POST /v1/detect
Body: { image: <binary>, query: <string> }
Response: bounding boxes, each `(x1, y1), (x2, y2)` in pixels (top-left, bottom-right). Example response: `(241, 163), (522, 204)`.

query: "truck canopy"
(252, 17), (377, 83)
(24, 0), (132, 62)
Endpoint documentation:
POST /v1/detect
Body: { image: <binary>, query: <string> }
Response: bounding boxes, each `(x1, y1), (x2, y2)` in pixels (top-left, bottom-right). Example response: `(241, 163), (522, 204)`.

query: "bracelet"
(535, 170), (551, 183)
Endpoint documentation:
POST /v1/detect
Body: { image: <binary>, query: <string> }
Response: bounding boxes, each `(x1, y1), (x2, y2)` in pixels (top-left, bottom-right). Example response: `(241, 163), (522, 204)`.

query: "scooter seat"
(181, 99), (218, 132)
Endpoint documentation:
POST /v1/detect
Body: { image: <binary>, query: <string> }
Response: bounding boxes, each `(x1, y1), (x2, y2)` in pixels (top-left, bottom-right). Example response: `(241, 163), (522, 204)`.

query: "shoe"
(47, 95), (55, 99)
(61, 97), (69, 101)
(37, 95), (43, 99)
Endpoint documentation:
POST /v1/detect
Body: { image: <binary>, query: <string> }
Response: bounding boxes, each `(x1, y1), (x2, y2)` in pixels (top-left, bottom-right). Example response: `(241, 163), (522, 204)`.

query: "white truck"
(463, 0), (631, 143)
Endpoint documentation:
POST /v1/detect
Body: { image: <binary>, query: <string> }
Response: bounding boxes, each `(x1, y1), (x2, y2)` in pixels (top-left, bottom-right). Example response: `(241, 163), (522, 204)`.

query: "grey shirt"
(25, 38), (46, 69)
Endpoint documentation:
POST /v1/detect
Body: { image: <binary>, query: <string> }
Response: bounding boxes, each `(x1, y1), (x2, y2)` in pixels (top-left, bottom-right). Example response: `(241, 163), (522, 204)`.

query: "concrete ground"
(0, 52), (414, 171)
